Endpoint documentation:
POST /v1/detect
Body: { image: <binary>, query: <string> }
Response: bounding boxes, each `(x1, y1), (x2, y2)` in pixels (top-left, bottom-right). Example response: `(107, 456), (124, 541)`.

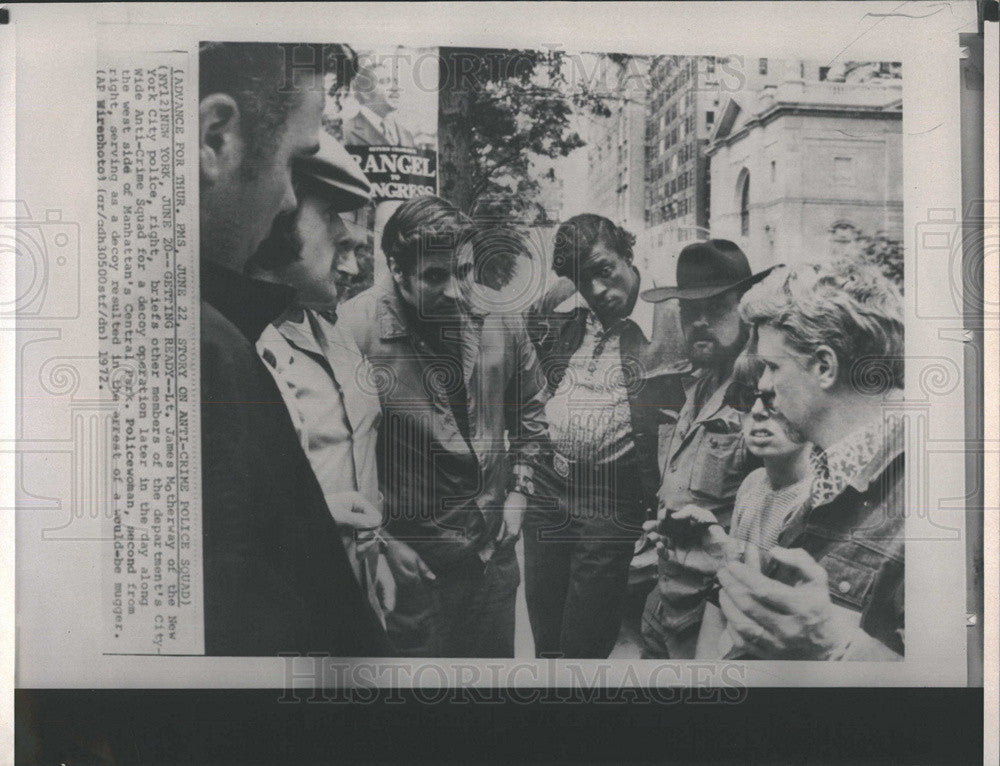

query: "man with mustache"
(198, 42), (388, 655)
(339, 195), (549, 657)
(638, 240), (775, 659)
(248, 131), (437, 634)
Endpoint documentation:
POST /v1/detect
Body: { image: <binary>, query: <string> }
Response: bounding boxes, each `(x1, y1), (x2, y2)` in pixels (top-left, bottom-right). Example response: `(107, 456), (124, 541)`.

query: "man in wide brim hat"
(634, 238), (780, 661)
(641, 239), (777, 303)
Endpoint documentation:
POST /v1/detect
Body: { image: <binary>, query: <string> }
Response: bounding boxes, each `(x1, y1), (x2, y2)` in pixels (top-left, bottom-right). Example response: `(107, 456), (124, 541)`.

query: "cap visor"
(296, 172), (370, 212)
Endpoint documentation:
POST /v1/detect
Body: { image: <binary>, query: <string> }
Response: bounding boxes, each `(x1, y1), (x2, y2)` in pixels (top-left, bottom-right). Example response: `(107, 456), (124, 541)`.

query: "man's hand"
(383, 534), (435, 589)
(326, 491), (383, 531)
(716, 546), (852, 660)
(496, 491), (527, 548)
(374, 553), (397, 613)
(643, 504), (729, 577)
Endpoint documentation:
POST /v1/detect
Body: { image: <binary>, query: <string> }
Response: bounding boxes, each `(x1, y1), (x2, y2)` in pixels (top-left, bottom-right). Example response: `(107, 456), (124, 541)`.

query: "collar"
(584, 309), (633, 341)
(373, 275), (487, 341)
(810, 415), (905, 506)
(273, 309), (322, 356)
(555, 290), (646, 341)
(690, 369), (739, 416)
(201, 260), (296, 341)
(553, 276), (651, 327)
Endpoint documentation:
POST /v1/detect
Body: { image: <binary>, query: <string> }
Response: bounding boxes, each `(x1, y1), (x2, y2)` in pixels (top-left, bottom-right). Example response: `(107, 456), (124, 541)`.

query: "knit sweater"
(730, 467), (812, 559)
(695, 466), (811, 659)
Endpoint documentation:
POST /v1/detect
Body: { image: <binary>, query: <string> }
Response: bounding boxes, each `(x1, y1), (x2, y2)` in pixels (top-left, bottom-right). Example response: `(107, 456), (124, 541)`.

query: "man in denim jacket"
(719, 258), (905, 660)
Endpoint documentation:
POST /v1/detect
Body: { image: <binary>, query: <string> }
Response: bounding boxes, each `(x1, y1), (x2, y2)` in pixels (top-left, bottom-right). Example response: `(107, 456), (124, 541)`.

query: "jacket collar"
(553, 292), (641, 339)
(374, 275), (487, 341)
(201, 260), (295, 341)
(273, 309), (322, 356)
(811, 415), (905, 506)
(847, 415), (906, 494)
(678, 368), (744, 429)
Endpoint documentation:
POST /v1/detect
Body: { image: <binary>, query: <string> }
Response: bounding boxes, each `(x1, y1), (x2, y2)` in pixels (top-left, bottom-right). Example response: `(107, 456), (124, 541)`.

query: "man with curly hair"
(524, 214), (683, 658)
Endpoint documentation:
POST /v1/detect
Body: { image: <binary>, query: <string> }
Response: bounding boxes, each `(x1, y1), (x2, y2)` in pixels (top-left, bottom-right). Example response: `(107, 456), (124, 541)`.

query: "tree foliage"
(858, 233), (904, 293)
(439, 48), (619, 219)
(438, 48), (627, 288)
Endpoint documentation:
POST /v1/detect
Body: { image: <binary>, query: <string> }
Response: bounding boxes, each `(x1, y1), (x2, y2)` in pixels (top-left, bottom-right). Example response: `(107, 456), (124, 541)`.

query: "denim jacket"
(773, 417), (906, 657)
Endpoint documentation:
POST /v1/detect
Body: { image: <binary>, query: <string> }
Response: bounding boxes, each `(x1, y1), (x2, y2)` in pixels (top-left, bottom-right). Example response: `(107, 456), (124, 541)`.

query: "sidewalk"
(512, 539), (646, 659)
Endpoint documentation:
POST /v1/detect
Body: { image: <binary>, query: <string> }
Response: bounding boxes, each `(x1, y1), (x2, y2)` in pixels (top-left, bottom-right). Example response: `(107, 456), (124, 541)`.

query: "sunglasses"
(753, 389), (776, 408)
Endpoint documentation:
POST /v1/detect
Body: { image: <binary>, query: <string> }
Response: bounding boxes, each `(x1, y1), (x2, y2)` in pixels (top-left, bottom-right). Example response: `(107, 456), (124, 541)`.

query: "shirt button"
(838, 580), (852, 594)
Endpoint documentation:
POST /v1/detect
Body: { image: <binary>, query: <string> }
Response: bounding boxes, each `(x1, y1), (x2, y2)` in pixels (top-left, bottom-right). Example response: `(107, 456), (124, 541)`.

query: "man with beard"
(339, 195), (549, 657)
(637, 240), (775, 659)
(198, 42), (388, 655)
(524, 214), (681, 658)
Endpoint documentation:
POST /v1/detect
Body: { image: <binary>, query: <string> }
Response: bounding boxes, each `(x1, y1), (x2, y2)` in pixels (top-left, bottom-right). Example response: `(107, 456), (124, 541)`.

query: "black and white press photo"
(196, 41), (907, 661)
(7, 3), (992, 763)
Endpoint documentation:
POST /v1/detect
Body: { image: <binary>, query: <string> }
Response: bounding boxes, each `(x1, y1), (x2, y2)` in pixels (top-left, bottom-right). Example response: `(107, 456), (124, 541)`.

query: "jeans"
(386, 541), (520, 658)
(640, 586), (701, 659)
(523, 452), (645, 659)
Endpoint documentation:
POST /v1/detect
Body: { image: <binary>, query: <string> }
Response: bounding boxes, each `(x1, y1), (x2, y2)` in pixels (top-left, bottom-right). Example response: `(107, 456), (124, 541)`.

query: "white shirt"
(257, 308), (384, 616)
(544, 311), (635, 464)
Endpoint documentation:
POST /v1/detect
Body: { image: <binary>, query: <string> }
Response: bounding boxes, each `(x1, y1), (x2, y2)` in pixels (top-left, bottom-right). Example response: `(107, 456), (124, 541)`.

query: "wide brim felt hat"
(293, 130), (371, 213)
(640, 239), (779, 302)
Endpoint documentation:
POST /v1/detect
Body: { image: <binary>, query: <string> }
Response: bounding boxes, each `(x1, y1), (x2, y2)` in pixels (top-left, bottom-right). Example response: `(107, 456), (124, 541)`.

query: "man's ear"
(199, 93), (242, 185)
(387, 256), (404, 286)
(812, 344), (840, 390)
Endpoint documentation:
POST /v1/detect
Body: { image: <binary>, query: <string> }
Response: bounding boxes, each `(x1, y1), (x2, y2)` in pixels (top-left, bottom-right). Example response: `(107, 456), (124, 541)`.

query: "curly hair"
(199, 42), (357, 180)
(551, 214), (636, 280)
(740, 257), (904, 390)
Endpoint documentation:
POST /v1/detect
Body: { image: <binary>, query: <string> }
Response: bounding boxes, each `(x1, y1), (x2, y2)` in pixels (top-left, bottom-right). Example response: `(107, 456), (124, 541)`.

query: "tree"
(858, 233), (904, 293)
(438, 48), (626, 217)
(438, 48), (631, 287)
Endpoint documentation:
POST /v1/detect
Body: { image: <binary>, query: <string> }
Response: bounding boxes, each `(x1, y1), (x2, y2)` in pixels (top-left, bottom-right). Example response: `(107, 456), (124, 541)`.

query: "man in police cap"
(248, 132), (434, 639)
(638, 240), (776, 658)
(198, 42), (390, 657)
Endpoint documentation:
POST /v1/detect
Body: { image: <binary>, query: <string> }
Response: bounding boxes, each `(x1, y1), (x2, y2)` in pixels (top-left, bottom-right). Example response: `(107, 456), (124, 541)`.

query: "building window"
(739, 170), (750, 236)
(770, 160), (776, 182)
(759, 58), (768, 75)
(706, 110), (714, 127)
(706, 56), (716, 74)
(834, 156), (854, 185)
